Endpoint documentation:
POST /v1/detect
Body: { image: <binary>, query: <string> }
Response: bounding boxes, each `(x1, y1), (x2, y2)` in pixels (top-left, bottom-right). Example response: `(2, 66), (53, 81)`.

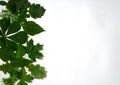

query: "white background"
(1, 0), (120, 85)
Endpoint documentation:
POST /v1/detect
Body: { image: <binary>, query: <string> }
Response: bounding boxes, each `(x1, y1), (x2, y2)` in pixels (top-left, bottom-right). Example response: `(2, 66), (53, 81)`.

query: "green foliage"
(0, 0), (47, 85)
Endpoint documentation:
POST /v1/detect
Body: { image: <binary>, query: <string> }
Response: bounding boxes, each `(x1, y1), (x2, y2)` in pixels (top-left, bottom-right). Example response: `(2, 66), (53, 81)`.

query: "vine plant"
(0, 0), (47, 85)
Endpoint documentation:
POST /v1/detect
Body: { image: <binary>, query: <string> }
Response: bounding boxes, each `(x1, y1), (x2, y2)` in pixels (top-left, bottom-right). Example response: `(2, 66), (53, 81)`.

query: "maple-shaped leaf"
(27, 64), (47, 79)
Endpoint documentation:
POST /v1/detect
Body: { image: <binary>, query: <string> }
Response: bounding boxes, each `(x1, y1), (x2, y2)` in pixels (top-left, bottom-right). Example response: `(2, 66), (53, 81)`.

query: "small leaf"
(24, 75), (34, 82)
(16, 44), (26, 58)
(27, 64), (47, 79)
(17, 81), (28, 85)
(0, 1), (7, 6)
(23, 21), (45, 35)
(26, 39), (34, 52)
(7, 22), (21, 35)
(33, 43), (43, 52)
(29, 4), (46, 18)
(29, 52), (44, 61)
(7, 31), (28, 44)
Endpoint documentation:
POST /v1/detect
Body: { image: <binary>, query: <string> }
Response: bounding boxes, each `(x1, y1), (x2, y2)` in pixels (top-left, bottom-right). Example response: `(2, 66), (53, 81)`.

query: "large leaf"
(23, 21), (45, 35)
(27, 64), (47, 79)
(29, 4), (45, 18)
(7, 31), (28, 44)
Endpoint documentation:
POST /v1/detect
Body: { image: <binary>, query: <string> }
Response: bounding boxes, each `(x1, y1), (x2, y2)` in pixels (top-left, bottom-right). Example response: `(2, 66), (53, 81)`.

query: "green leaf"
(7, 31), (28, 44)
(6, 39), (17, 50)
(29, 4), (46, 18)
(23, 21), (45, 36)
(17, 68), (34, 83)
(26, 39), (44, 61)
(16, 44), (26, 58)
(6, 0), (17, 14)
(7, 22), (21, 35)
(0, 48), (15, 62)
(29, 52), (44, 61)
(33, 43), (43, 52)
(11, 58), (32, 67)
(15, 0), (30, 10)
(0, 1), (7, 6)
(0, 18), (10, 34)
(0, 37), (6, 47)
(17, 81), (28, 85)
(23, 75), (34, 82)
(26, 39), (34, 52)
(0, 63), (13, 74)
(2, 78), (14, 85)
(27, 64), (47, 79)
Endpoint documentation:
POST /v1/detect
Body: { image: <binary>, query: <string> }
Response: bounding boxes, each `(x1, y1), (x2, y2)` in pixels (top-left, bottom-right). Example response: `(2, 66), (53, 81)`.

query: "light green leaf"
(23, 21), (45, 35)
(17, 81), (28, 85)
(28, 64), (47, 79)
(16, 44), (26, 58)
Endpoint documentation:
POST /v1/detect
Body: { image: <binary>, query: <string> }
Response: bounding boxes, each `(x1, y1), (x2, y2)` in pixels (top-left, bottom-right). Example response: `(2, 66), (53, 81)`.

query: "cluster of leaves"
(0, 0), (46, 85)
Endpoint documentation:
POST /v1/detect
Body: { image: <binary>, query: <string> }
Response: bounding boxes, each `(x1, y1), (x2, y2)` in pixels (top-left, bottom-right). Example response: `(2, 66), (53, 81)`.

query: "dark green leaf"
(23, 21), (45, 35)
(0, 37), (6, 47)
(0, 18), (10, 34)
(16, 44), (26, 58)
(11, 58), (32, 67)
(6, 39), (17, 50)
(0, 1), (7, 6)
(16, 0), (30, 10)
(27, 64), (47, 79)
(7, 31), (28, 44)
(7, 0), (17, 14)
(29, 4), (46, 18)
(0, 48), (15, 62)
(7, 22), (21, 35)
